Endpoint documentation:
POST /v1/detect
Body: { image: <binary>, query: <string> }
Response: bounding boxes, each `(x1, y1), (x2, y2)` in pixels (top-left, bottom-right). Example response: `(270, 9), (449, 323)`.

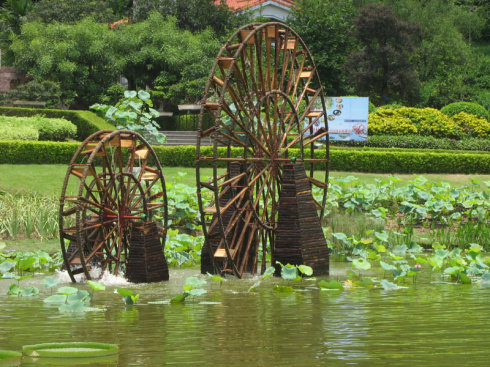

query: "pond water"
(1, 265), (489, 366)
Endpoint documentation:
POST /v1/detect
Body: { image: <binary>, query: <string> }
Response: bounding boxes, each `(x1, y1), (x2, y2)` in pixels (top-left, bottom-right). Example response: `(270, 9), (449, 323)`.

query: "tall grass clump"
(0, 191), (59, 240)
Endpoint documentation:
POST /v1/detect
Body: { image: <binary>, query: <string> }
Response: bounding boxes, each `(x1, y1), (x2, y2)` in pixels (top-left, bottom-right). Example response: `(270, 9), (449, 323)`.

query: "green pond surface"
(1, 265), (489, 366)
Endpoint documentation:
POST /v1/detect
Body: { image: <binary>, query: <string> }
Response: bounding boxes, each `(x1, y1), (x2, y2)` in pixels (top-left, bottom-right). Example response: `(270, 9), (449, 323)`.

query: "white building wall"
(250, 2), (291, 22)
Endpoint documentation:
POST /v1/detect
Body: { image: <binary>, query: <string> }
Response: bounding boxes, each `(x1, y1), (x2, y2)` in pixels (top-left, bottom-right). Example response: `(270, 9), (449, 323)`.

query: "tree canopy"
(347, 4), (421, 105)
(109, 12), (220, 109)
(10, 18), (119, 107)
(288, 0), (356, 96)
(1, 0), (489, 110)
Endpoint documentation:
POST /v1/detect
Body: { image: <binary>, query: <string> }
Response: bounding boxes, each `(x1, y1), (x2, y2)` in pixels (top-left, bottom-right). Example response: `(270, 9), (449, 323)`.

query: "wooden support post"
(274, 162), (329, 275)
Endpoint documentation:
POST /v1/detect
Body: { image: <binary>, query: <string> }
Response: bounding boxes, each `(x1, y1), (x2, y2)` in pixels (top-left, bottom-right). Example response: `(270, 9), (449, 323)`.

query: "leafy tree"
(107, 0), (133, 19)
(25, 0), (116, 23)
(370, 0), (486, 107)
(0, 0), (32, 33)
(132, 0), (246, 37)
(0, 0), (33, 64)
(10, 18), (118, 107)
(347, 4), (421, 105)
(288, 0), (357, 95)
(109, 12), (220, 109)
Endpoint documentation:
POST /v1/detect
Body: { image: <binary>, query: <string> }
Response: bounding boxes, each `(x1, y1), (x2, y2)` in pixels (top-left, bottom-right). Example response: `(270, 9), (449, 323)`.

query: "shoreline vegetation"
(1, 165), (488, 256)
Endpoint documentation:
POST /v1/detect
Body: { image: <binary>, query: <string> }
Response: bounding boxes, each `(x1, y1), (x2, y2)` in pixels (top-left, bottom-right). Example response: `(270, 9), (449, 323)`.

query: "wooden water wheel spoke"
(281, 113), (324, 155)
(207, 182), (250, 235)
(286, 53), (306, 99)
(60, 130), (168, 282)
(298, 88), (322, 121)
(218, 164), (270, 215)
(84, 226), (116, 264)
(303, 131), (329, 146)
(293, 67), (316, 108)
(198, 22), (330, 278)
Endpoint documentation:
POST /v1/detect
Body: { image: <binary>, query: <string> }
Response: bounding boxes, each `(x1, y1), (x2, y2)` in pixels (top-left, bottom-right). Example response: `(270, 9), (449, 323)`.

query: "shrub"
(368, 101), (376, 113)
(0, 115), (76, 141)
(0, 107), (113, 140)
(99, 83), (126, 105)
(0, 141), (78, 164)
(451, 112), (490, 138)
(327, 148), (490, 174)
(150, 145), (490, 174)
(368, 109), (418, 135)
(441, 102), (489, 121)
(0, 125), (39, 141)
(7, 80), (62, 108)
(397, 107), (460, 138)
(331, 135), (490, 151)
(1, 141), (488, 174)
(376, 102), (404, 110)
(35, 116), (77, 141)
(368, 107), (461, 138)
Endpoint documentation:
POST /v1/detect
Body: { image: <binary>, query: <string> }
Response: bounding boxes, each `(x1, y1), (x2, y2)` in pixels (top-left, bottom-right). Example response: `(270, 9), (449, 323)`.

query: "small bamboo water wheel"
(196, 22), (330, 278)
(59, 130), (168, 282)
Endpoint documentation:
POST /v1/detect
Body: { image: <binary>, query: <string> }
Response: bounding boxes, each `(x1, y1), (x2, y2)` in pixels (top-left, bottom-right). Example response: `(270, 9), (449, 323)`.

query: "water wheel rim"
(59, 130), (168, 282)
(196, 22), (329, 278)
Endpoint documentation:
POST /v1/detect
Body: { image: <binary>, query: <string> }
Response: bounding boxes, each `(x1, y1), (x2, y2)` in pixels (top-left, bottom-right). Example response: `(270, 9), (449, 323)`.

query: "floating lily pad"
(22, 342), (118, 358)
(0, 350), (22, 366)
(22, 354), (118, 365)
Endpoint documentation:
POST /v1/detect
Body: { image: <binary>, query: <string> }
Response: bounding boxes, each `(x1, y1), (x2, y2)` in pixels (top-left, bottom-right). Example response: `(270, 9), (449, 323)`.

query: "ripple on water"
(0, 266), (489, 366)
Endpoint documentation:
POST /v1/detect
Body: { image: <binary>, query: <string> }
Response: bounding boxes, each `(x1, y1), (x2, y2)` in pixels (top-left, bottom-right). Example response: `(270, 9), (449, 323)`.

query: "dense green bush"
(451, 112), (490, 138)
(0, 115), (76, 141)
(0, 107), (113, 140)
(368, 101), (376, 113)
(151, 145), (490, 174)
(35, 117), (77, 141)
(0, 125), (39, 141)
(1, 141), (488, 173)
(327, 147), (490, 174)
(441, 101), (489, 121)
(369, 110), (419, 135)
(376, 102), (404, 110)
(0, 141), (78, 164)
(368, 107), (485, 138)
(332, 135), (490, 151)
(5, 80), (63, 108)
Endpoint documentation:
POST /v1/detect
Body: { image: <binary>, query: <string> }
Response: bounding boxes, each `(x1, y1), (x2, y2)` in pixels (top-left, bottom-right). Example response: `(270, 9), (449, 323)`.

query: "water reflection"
(0, 266), (489, 366)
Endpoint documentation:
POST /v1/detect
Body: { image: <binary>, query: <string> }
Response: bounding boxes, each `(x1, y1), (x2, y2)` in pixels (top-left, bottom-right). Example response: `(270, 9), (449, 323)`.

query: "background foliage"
(0, 0), (488, 111)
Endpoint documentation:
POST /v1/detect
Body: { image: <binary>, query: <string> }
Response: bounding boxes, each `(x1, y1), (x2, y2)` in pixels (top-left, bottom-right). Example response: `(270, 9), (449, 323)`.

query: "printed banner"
(306, 97), (369, 142)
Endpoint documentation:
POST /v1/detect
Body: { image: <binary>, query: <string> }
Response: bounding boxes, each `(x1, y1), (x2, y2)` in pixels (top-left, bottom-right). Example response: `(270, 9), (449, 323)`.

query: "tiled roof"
(109, 18), (129, 29)
(222, 0), (296, 11)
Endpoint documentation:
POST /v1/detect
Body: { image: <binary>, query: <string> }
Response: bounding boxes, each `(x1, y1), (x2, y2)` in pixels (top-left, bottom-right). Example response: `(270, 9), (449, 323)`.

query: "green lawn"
(0, 238), (59, 253)
(1, 164), (489, 196)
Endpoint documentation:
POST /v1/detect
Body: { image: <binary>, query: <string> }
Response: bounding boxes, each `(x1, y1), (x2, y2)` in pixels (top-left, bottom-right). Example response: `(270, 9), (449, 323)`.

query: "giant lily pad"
(22, 342), (118, 358)
(0, 350), (22, 366)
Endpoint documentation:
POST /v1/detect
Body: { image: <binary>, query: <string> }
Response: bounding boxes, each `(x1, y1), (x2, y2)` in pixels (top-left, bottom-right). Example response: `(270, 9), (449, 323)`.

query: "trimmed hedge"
(0, 125), (39, 141)
(1, 141), (488, 174)
(0, 107), (113, 140)
(331, 135), (490, 151)
(0, 115), (77, 141)
(441, 101), (489, 121)
(160, 146), (490, 174)
(0, 140), (78, 164)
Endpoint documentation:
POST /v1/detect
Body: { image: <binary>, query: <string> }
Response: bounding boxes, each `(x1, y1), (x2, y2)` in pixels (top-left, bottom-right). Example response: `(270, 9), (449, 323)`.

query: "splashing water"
(54, 268), (129, 286)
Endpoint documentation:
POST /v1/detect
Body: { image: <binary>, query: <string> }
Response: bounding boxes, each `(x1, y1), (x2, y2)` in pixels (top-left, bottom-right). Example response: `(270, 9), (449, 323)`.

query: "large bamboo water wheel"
(196, 22), (330, 278)
(59, 130), (168, 283)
